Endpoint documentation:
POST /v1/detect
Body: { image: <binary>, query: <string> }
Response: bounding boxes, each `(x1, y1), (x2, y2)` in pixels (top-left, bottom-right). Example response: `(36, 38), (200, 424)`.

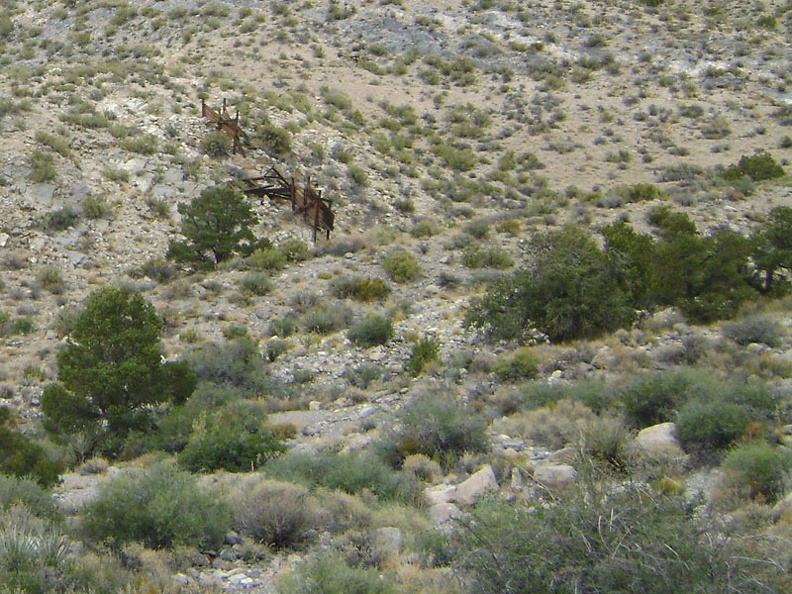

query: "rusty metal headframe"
(201, 98), (246, 156)
(242, 166), (334, 242)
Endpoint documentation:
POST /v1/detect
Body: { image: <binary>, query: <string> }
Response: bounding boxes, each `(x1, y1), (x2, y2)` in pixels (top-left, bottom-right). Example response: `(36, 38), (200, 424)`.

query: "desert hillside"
(1, 1), (792, 592)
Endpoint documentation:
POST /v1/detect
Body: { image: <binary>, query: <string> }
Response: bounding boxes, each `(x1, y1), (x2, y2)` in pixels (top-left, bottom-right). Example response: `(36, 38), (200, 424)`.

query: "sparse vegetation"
(2, 2), (792, 591)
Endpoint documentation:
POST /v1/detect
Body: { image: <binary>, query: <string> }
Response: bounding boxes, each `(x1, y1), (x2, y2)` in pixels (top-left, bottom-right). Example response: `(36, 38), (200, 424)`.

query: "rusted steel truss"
(243, 166), (334, 242)
(201, 98), (246, 156)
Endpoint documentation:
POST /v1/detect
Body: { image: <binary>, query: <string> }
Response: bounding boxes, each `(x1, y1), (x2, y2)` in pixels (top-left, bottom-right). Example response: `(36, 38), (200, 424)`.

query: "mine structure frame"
(201, 98), (246, 156)
(242, 166), (334, 242)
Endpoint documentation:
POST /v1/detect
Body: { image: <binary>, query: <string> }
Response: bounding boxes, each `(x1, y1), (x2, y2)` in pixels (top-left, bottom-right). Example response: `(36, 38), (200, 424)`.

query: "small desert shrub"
(720, 315), (783, 347)
(519, 379), (612, 414)
(269, 316), (296, 337)
(201, 131), (231, 159)
(0, 475), (59, 520)
(239, 271), (271, 296)
(81, 195), (113, 219)
(28, 150), (57, 182)
(280, 238), (309, 262)
(462, 245), (515, 269)
(265, 338), (289, 362)
(178, 401), (285, 473)
(411, 220), (438, 238)
(381, 249), (420, 283)
(344, 363), (384, 389)
(347, 314), (394, 348)
(496, 218), (521, 236)
(132, 258), (179, 284)
(331, 276), (390, 302)
(378, 392), (489, 469)
(34, 131), (70, 157)
(404, 335), (440, 377)
(81, 461), (229, 549)
(495, 400), (597, 451)
(264, 451), (415, 502)
(675, 400), (750, 462)
(0, 423), (63, 488)
(301, 304), (353, 335)
(248, 246), (287, 270)
(718, 440), (792, 504)
(35, 265), (64, 293)
(10, 317), (34, 335)
(450, 488), (779, 594)
(183, 337), (269, 394)
(120, 134), (158, 155)
(229, 479), (317, 549)
(277, 553), (397, 594)
(43, 207), (79, 231)
(579, 415), (633, 472)
(464, 219), (490, 239)
(493, 347), (539, 382)
(618, 369), (698, 429)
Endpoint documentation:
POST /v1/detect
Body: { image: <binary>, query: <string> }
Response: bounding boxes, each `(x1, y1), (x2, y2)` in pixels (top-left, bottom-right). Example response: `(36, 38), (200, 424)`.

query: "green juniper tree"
(41, 286), (195, 455)
(167, 185), (262, 268)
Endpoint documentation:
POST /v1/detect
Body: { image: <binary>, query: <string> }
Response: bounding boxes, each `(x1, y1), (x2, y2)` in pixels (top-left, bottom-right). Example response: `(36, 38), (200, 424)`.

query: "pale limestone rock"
(429, 502), (462, 525)
(455, 465), (498, 507)
(634, 422), (685, 458)
(533, 464), (577, 491)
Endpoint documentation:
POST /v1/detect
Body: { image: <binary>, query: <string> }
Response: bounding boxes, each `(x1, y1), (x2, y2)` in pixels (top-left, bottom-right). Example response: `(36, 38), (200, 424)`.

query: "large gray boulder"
(634, 422), (685, 458)
(455, 465), (498, 507)
(533, 463), (577, 491)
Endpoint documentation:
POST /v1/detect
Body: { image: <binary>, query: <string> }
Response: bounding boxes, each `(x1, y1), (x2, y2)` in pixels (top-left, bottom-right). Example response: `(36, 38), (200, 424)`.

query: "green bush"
(720, 441), (792, 504)
(183, 337), (268, 394)
(404, 335), (440, 377)
(378, 392), (489, 469)
(41, 286), (196, 455)
(81, 195), (113, 219)
(675, 400), (750, 461)
(269, 316), (297, 337)
(347, 315), (394, 348)
(381, 249), (420, 283)
(44, 207), (79, 231)
(0, 475), (60, 520)
(0, 410), (64, 488)
(450, 488), (782, 594)
(465, 226), (634, 342)
(618, 369), (697, 429)
(721, 152), (785, 182)
(178, 401), (285, 473)
(277, 553), (397, 594)
(265, 451), (415, 502)
(239, 271), (271, 296)
(81, 461), (229, 549)
(28, 150), (57, 182)
(248, 246), (287, 270)
(493, 347), (539, 382)
(579, 415), (633, 472)
(720, 315), (783, 347)
(461, 245), (514, 270)
(331, 276), (391, 302)
(200, 131), (230, 157)
(301, 304), (353, 335)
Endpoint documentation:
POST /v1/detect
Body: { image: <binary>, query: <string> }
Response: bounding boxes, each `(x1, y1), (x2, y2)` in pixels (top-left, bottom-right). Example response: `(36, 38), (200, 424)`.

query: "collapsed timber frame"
(242, 166), (334, 242)
(200, 98), (335, 242)
(201, 98), (246, 156)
